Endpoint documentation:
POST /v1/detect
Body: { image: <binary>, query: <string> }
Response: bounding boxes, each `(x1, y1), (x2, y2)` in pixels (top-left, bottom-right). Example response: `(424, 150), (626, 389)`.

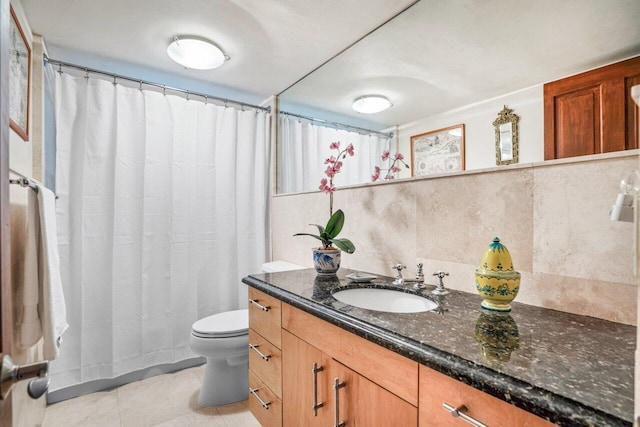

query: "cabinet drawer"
(248, 287), (282, 348)
(419, 366), (555, 427)
(249, 328), (282, 398)
(249, 370), (282, 427)
(282, 303), (418, 406)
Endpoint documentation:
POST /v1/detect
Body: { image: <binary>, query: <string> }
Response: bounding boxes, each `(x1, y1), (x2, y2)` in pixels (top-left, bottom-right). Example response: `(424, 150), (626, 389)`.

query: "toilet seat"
(191, 309), (248, 339)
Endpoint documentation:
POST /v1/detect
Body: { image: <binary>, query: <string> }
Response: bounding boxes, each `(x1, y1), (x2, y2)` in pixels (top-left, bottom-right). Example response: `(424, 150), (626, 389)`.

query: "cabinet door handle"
(249, 299), (270, 311)
(249, 387), (271, 410)
(333, 377), (346, 427)
(442, 403), (487, 427)
(312, 362), (324, 416)
(249, 343), (271, 361)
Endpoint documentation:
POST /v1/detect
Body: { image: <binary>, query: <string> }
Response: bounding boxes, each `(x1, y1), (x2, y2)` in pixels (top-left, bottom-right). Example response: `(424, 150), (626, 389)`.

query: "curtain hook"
(163, 86), (166, 96)
(139, 80), (143, 91)
(57, 63), (63, 74)
(224, 99), (229, 108)
(186, 92), (190, 101)
(204, 95), (208, 105)
(112, 75), (117, 86)
(84, 68), (89, 79)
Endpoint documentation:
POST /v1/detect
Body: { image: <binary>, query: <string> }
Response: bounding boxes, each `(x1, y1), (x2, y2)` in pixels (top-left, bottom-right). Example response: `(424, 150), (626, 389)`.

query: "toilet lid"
(192, 309), (248, 338)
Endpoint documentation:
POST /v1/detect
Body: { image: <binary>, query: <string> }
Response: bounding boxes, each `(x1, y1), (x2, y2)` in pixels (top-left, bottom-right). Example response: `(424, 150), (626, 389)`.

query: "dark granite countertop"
(242, 268), (636, 427)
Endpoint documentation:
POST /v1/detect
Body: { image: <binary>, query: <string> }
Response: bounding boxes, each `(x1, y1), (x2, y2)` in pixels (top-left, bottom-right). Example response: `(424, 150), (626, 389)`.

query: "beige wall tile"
(415, 168), (533, 271)
(533, 156), (636, 285)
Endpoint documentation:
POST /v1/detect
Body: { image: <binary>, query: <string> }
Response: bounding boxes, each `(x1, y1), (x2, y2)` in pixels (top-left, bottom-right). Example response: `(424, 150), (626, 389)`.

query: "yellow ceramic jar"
(475, 237), (521, 312)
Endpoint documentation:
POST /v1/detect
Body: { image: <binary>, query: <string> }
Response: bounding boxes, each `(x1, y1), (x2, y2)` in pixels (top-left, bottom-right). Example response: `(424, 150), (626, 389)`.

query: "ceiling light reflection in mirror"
(277, 0), (640, 194)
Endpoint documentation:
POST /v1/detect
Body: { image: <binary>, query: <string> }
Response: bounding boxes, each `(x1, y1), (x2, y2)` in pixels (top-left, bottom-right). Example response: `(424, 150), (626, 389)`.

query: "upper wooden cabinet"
(544, 56), (640, 160)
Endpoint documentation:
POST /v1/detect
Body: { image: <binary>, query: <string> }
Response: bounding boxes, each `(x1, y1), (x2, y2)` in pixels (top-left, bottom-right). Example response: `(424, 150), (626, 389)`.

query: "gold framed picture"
(9, 5), (31, 141)
(410, 124), (465, 176)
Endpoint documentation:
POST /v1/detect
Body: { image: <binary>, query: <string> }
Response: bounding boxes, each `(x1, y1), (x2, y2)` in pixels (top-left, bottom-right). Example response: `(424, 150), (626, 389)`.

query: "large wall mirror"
(276, 0), (640, 195)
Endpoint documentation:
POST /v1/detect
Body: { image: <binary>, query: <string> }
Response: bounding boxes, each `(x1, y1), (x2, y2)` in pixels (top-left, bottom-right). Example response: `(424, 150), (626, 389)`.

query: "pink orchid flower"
(325, 155), (336, 164)
(381, 150), (390, 160)
(394, 153), (404, 160)
(346, 144), (355, 156)
(329, 141), (340, 150)
(325, 165), (337, 178)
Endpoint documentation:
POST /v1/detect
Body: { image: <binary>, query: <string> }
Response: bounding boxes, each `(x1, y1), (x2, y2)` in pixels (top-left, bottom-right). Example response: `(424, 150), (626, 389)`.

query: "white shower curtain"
(278, 115), (390, 194)
(52, 73), (270, 391)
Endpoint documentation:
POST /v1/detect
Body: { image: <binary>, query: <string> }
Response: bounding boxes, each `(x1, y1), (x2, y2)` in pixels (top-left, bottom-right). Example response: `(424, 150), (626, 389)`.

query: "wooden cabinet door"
(544, 56), (640, 160)
(282, 330), (332, 426)
(328, 359), (418, 427)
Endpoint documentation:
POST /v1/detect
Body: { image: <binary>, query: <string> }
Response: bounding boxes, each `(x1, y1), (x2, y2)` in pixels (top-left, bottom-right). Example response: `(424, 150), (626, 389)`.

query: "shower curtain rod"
(279, 110), (393, 139)
(44, 56), (271, 113)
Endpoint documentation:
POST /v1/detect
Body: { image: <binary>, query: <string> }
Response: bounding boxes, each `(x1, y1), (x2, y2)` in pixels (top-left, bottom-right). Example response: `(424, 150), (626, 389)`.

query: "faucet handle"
(392, 264), (406, 272)
(431, 271), (450, 295)
(392, 264), (406, 285)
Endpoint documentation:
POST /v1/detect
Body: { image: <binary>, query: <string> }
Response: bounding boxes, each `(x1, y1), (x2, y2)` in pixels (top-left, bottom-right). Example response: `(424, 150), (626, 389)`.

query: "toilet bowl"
(190, 309), (249, 407)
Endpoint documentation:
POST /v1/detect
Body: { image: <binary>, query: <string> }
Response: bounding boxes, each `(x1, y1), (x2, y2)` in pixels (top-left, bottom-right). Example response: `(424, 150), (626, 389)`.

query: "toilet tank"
(261, 260), (304, 273)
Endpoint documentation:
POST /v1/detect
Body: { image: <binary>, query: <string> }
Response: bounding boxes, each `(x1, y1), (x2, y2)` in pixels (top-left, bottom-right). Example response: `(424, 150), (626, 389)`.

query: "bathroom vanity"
(243, 269), (635, 427)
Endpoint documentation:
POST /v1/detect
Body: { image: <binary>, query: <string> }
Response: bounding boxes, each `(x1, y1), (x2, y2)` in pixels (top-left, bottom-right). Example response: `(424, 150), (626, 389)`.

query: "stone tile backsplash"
(272, 153), (638, 325)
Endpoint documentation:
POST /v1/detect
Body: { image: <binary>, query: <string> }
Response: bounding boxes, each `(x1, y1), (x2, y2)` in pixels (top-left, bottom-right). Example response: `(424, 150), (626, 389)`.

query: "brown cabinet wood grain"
(419, 365), (555, 427)
(544, 56), (640, 160)
(282, 328), (418, 427)
(248, 288), (283, 426)
(248, 329), (282, 398)
(282, 303), (418, 406)
(249, 370), (282, 427)
(282, 330), (332, 426)
(248, 287), (282, 348)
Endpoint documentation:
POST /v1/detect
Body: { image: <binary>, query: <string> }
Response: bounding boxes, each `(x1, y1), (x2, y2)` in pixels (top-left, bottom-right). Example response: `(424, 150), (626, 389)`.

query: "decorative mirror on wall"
(493, 106), (519, 165)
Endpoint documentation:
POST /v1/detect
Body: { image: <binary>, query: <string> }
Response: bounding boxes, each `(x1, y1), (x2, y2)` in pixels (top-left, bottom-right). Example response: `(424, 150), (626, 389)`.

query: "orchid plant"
(294, 141), (356, 254)
(371, 150), (410, 181)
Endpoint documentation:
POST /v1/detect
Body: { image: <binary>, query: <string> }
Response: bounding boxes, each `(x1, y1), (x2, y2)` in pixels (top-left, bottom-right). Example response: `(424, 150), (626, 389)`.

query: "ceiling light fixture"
(167, 36), (227, 70)
(352, 95), (392, 114)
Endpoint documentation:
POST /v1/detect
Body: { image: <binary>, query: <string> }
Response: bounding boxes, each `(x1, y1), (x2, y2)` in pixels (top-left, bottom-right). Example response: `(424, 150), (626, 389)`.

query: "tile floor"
(42, 365), (261, 427)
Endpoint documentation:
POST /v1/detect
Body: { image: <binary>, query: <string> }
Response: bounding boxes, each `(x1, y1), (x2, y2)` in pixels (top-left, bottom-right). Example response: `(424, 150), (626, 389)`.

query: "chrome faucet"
(392, 264), (406, 285)
(415, 263), (424, 281)
(431, 271), (450, 295)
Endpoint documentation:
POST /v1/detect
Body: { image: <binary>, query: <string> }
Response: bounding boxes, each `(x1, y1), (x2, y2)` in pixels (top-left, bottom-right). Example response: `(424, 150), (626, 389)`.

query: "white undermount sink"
(332, 288), (438, 313)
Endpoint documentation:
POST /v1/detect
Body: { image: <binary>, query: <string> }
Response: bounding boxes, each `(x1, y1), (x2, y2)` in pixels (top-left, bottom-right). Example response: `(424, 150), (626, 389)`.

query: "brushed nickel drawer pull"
(333, 377), (346, 427)
(443, 403), (487, 427)
(249, 299), (270, 311)
(249, 343), (271, 361)
(249, 387), (271, 410)
(312, 362), (324, 416)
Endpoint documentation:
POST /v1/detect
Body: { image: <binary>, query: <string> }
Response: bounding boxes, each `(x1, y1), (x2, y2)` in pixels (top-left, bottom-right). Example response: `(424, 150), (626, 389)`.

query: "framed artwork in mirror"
(493, 105), (519, 165)
(9, 5), (31, 142)
(410, 124), (465, 177)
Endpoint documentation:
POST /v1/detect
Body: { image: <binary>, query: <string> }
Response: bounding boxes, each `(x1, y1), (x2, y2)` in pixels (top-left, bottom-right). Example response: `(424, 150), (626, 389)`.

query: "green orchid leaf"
(309, 224), (325, 235)
(292, 233), (324, 243)
(325, 209), (344, 238)
(330, 237), (356, 254)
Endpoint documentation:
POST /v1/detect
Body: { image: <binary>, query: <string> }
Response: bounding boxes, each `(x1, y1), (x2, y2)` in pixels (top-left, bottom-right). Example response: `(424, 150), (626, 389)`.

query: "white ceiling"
(19, 0), (416, 103)
(280, 0), (640, 127)
(19, 0), (640, 128)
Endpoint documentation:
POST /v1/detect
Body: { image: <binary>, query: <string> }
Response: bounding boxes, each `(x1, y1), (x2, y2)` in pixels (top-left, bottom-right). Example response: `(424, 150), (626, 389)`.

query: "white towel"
(16, 190), (42, 347)
(35, 184), (68, 360)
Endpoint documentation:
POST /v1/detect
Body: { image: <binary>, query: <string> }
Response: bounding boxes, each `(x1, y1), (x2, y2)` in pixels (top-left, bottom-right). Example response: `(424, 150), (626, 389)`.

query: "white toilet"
(190, 309), (249, 406)
(190, 261), (303, 407)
